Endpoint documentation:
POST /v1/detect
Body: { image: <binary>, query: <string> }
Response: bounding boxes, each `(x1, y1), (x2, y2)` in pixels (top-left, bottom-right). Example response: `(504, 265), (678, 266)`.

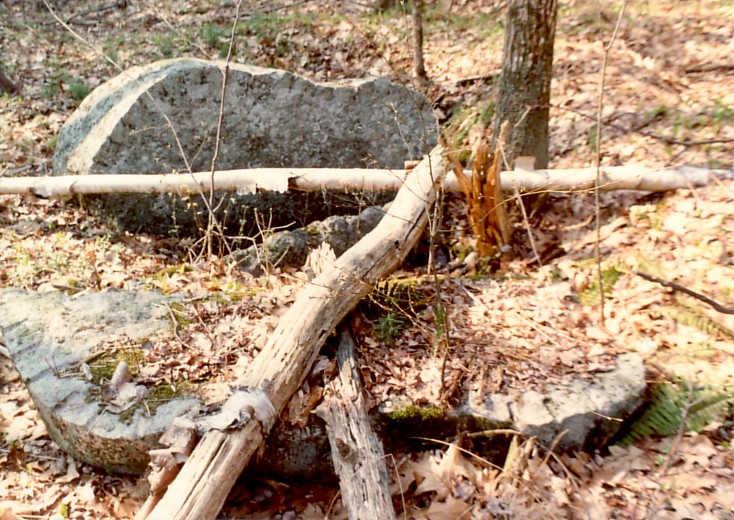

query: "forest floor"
(1, 0), (733, 519)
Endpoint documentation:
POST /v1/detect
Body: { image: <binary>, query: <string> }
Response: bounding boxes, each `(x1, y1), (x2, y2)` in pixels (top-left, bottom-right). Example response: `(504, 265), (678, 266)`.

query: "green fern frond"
(617, 380), (734, 446)
(666, 301), (734, 341)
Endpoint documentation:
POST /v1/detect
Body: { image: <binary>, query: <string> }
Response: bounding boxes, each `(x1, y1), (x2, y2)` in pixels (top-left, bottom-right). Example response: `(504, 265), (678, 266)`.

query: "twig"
(685, 63), (734, 74)
(593, 0), (628, 325)
(162, 304), (186, 345)
(255, 0), (312, 15)
(463, 429), (523, 439)
(635, 271), (734, 315)
(203, 0), (243, 259)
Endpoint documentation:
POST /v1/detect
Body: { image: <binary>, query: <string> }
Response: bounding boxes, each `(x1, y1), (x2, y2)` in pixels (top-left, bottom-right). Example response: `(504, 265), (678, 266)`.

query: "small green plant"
(375, 313), (406, 344)
(363, 278), (429, 344)
(665, 302), (734, 341)
(200, 23), (229, 49)
(587, 123), (599, 153)
(42, 80), (60, 99)
(710, 101), (734, 123)
(46, 134), (58, 153)
(154, 34), (175, 58)
(240, 11), (283, 43)
(645, 104), (670, 120)
(579, 264), (622, 305)
(67, 77), (90, 102)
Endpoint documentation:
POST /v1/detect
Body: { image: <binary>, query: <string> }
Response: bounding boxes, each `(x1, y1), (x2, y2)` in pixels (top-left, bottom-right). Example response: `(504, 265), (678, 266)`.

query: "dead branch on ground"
(2, 164), (729, 198)
(139, 146), (446, 520)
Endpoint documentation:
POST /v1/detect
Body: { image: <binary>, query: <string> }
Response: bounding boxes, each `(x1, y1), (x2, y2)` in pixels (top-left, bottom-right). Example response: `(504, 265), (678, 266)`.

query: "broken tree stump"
(317, 326), (396, 520)
(142, 145), (446, 520)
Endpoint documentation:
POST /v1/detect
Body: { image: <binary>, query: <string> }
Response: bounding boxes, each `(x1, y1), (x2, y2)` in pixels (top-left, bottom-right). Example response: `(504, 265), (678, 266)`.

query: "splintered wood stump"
(317, 327), (396, 520)
(144, 145), (446, 520)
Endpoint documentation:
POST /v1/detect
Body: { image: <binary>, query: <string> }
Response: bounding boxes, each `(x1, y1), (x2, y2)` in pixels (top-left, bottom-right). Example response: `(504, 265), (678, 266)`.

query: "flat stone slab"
(53, 58), (437, 235)
(0, 289), (646, 477)
(460, 353), (646, 450)
(0, 289), (197, 474)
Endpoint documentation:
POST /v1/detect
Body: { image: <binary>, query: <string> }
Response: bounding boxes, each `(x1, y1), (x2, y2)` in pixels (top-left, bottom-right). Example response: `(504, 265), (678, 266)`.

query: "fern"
(665, 301), (734, 341)
(618, 380), (734, 446)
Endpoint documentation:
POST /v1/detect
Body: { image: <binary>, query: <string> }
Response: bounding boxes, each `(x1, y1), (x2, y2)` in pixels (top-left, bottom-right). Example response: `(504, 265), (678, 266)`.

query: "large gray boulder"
(53, 58), (437, 236)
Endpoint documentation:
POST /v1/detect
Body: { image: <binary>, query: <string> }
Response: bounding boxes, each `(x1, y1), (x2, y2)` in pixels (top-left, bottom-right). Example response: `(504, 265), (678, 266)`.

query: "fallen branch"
(64, 0), (122, 24)
(141, 146), (446, 520)
(1, 164), (730, 198)
(316, 326), (395, 520)
(635, 271), (734, 315)
(550, 104), (734, 149)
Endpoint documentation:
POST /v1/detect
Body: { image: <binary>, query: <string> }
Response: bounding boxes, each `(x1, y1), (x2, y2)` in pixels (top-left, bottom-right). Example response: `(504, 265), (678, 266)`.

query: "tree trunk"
(493, 0), (558, 170)
(412, 0), (428, 84)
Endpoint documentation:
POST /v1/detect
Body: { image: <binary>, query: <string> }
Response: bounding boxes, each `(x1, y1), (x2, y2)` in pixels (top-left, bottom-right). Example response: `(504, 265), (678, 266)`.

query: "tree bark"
(412, 0), (428, 84)
(142, 146), (446, 520)
(493, 0), (558, 169)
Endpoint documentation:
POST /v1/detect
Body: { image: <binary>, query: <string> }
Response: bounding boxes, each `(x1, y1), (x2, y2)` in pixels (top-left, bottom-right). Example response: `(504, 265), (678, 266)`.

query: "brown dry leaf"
(0, 487), (62, 516)
(572, 484), (612, 519)
(412, 444), (478, 502)
(1, 410), (46, 442)
(412, 451), (452, 500)
(678, 434), (719, 470)
(284, 381), (324, 428)
(414, 495), (471, 520)
(388, 457), (416, 497)
(0, 507), (21, 520)
(57, 460), (81, 484)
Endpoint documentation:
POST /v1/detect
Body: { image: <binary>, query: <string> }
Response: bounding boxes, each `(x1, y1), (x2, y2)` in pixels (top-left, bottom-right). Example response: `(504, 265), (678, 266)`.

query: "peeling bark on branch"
(1, 165), (728, 198)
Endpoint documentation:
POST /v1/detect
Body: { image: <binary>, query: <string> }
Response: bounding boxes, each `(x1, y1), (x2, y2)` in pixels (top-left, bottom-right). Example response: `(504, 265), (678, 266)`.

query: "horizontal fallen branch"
(1, 164), (730, 198)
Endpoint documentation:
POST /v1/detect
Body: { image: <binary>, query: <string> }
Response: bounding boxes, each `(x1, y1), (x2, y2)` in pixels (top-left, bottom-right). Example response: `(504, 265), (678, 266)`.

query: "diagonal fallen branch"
(140, 145), (446, 520)
(1, 164), (730, 198)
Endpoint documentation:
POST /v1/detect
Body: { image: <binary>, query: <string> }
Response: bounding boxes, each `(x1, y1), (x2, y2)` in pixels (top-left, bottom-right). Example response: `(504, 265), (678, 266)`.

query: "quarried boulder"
(53, 58), (437, 236)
